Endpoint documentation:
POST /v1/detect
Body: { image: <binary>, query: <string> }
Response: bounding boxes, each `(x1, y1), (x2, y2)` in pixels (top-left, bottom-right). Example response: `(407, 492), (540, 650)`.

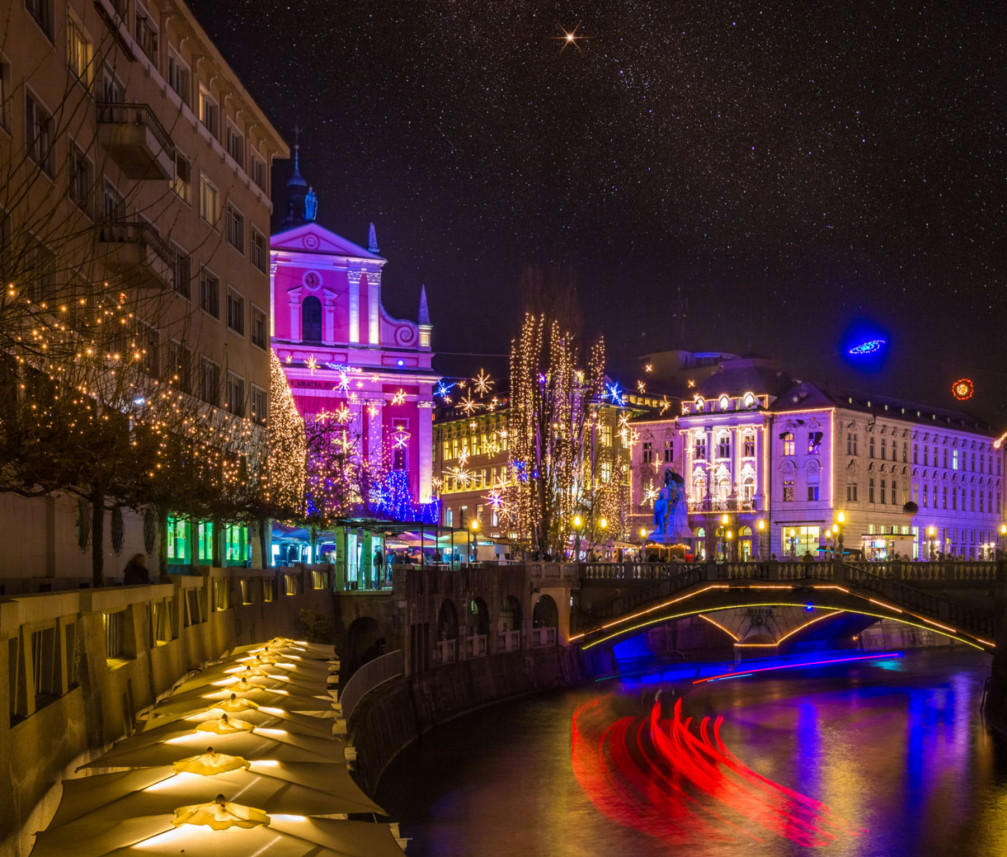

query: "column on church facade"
(418, 401), (434, 503)
(367, 399), (384, 470)
(347, 271), (361, 344)
(289, 291), (301, 341)
(733, 425), (743, 507)
(368, 274), (381, 345)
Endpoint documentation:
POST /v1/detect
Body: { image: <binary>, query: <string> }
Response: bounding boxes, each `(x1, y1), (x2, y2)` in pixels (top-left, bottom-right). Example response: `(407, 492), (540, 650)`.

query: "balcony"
(97, 102), (175, 180)
(688, 497), (758, 514)
(98, 221), (175, 286)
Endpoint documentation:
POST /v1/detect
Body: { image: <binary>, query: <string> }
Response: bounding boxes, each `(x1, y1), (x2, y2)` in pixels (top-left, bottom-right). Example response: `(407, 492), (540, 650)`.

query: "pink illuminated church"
(270, 149), (439, 517)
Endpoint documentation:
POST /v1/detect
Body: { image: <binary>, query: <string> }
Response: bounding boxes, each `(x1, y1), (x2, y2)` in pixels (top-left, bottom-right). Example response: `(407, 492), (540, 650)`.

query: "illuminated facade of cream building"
(630, 358), (1005, 561)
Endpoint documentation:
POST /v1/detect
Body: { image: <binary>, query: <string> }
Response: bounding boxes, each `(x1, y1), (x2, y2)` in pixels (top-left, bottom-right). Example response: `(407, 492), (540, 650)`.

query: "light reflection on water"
(377, 650), (1007, 857)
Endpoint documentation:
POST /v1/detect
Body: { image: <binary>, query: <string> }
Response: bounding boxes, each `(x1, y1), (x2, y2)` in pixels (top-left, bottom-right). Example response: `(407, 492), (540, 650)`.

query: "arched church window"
(302, 296), (322, 343)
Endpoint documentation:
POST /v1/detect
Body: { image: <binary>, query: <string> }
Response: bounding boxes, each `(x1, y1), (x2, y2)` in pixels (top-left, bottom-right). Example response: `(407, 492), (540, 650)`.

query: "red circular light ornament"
(952, 378), (974, 401)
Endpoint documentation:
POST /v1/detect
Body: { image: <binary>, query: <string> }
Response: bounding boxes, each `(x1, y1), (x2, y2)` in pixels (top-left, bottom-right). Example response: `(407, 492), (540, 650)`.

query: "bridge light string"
(578, 603), (989, 652)
(697, 613), (740, 641)
(692, 652), (905, 685)
(573, 581), (992, 650)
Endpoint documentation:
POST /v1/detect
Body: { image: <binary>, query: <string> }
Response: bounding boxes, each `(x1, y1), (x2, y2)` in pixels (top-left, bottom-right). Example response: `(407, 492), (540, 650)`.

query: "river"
(376, 649), (1007, 857)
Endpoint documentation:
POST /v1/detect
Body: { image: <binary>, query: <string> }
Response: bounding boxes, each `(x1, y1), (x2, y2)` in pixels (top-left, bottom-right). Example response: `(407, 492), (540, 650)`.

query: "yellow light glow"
(573, 514), (583, 528)
(599, 517), (608, 529)
(721, 514), (729, 525)
(837, 511), (846, 524)
(757, 519), (766, 531)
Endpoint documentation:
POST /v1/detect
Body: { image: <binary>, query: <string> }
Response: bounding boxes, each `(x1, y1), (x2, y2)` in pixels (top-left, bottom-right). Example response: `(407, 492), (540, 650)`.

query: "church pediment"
(271, 223), (386, 262)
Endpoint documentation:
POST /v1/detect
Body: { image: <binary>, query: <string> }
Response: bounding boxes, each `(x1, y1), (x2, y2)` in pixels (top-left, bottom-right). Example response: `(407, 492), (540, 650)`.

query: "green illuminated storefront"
(166, 516), (252, 567)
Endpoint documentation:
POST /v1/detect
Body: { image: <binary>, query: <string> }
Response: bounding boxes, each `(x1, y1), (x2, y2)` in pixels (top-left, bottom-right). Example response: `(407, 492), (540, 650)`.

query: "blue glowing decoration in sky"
(848, 338), (887, 356)
(841, 320), (890, 373)
(434, 380), (455, 399)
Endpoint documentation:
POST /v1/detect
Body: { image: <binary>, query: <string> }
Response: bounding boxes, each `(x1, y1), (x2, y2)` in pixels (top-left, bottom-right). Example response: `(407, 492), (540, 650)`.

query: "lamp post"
(756, 519), (767, 560)
(835, 511), (845, 560)
(788, 528), (797, 559)
(572, 514), (584, 561)
(927, 525), (936, 561)
(999, 524), (1006, 558)
(716, 513), (732, 561)
(468, 518), (480, 566)
(598, 517), (608, 561)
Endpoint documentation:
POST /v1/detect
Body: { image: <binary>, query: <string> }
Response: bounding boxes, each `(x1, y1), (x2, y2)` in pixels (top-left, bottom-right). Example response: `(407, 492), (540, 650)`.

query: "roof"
(270, 222), (385, 262)
(774, 381), (996, 435)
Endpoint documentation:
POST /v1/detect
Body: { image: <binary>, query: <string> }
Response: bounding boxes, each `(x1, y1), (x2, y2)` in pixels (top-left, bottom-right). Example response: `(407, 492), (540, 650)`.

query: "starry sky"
(188, 1), (1006, 422)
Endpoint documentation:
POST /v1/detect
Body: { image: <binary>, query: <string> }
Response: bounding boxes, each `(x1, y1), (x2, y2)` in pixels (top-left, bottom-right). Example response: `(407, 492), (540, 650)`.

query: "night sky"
(188, 1), (1006, 422)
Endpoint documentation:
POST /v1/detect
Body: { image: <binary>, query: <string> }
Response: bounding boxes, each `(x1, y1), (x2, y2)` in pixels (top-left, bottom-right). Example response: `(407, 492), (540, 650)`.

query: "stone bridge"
(570, 559), (1003, 653)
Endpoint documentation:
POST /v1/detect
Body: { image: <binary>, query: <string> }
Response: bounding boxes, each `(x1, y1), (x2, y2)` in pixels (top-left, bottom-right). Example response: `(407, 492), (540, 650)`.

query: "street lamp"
(598, 517), (608, 561)
(716, 514), (732, 561)
(927, 525), (936, 561)
(468, 518), (480, 565)
(788, 528), (797, 559)
(572, 514), (584, 561)
(756, 518), (767, 560)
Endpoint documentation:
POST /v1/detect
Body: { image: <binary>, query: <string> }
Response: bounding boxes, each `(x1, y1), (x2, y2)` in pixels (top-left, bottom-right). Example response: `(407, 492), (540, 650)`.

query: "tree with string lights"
(505, 267), (606, 558)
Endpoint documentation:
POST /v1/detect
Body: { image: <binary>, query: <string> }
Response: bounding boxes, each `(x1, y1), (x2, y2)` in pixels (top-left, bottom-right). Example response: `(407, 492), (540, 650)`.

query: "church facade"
(270, 153), (439, 518)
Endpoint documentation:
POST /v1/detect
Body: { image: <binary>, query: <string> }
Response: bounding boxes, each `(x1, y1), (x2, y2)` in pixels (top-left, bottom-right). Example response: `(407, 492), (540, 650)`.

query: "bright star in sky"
(553, 22), (587, 53)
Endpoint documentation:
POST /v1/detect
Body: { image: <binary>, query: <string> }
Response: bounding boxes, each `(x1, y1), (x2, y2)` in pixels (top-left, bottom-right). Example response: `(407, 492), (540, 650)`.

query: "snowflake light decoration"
(392, 389), (406, 405)
(472, 370), (494, 395)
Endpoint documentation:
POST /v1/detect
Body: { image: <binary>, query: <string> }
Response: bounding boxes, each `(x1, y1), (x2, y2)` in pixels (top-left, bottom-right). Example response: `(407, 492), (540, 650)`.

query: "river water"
(377, 650), (1007, 857)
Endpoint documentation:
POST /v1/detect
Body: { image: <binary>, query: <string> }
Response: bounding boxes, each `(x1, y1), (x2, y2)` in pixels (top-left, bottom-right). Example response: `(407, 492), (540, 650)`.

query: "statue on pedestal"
(651, 468), (689, 542)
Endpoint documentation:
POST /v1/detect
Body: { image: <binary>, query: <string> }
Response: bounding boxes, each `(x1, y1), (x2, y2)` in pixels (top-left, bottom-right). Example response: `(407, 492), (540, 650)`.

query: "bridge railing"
(340, 648), (404, 723)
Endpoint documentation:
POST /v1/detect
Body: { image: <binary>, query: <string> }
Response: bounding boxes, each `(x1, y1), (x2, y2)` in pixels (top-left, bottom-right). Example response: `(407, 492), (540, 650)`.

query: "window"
(26, 0), (52, 38)
(67, 16), (92, 87)
(599, 425), (613, 447)
(102, 179), (124, 221)
(102, 67), (122, 103)
(891, 480), (897, 505)
(68, 143), (92, 212)
(199, 357), (219, 405)
(903, 443), (908, 464)
(663, 439), (674, 462)
(942, 486), (948, 509)
(808, 486), (819, 501)
(600, 461), (612, 484)
(134, 3), (158, 63)
(198, 86), (218, 137)
(782, 432), (795, 456)
(914, 444), (919, 464)
(808, 431), (822, 454)
(26, 91), (53, 174)
(642, 442), (653, 464)
(198, 174), (219, 225)
(226, 289), (244, 334)
(743, 434), (755, 457)
(847, 483), (858, 502)
(225, 123), (244, 167)
(226, 204), (244, 251)
(782, 479), (795, 502)
(199, 268), (219, 317)
(869, 436), (875, 458)
(694, 436), (706, 460)
(250, 151), (267, 191)
(172, 246), (190, 299)
(172, 153), (190, 203)
(167, 50), (190, 105)
(953, 449), (959, 471)
(923, 446), (929, 466)
(0, 58), (9, 130)
(251, 228), (267, 272)
(251, 386), (267, 426)
(943, 449), (949, 469)
(251, 306), (267, 349)
(167, 341), (191, 393)
(922, 484), (928, 507)
(869, 478), (875, 504)
(881, 438), (887, 460)
(717, 435), (730, 459)
(138, 322), (159, 377)
(880, 479), (886, 504)
(301, 296), (321, 343)
(226, 373), (244, 416)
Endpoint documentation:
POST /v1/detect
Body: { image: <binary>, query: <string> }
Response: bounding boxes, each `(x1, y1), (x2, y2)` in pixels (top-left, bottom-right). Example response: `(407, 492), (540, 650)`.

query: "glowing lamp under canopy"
(171, 795), (269, 831)
(172, 748), (251, 776)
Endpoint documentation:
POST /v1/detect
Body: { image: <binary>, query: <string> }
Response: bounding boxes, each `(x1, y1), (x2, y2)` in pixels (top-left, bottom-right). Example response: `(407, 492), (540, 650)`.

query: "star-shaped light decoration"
(305, 355), (319, 374)
(553, 21), (588, 52)
(687, 379), (696, 388)
(660, 396), (671, 415)
(460, 396), (479, 415)
(637, 380), (646, 393)
(334, 371), (350, 393)
(434, 380), (455, 399)
(472, 370), (494, 396)
(392, 389), (406, 405)
(334, 405), (352, 423)
(367, 403), (379, 418)
(393, 430), (410, 448)
(284, 355), (292, 364)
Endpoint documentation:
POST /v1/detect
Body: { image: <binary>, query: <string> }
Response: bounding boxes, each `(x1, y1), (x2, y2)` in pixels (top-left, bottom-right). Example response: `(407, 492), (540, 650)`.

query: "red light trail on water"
(571, 697), (865, 847)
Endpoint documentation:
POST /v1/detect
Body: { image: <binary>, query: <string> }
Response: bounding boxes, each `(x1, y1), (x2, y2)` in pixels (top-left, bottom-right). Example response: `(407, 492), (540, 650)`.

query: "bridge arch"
(500, 595), (522, 632)
(437, 599), (460, 642)
(532, 594), (559, 629)
(345, 615), (383, 672)
(469, 597), (490, 637)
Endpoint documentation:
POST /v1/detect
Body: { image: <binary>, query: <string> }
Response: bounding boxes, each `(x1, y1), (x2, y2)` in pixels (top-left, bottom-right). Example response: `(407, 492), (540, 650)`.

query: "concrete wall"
(347, 646), (588, 793)
(0, 566), (336, 857)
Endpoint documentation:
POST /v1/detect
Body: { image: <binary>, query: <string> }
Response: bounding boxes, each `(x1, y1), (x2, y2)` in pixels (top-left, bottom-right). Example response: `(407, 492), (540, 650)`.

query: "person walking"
(123, 553), (150, 585)
(374, 547), (385, 586)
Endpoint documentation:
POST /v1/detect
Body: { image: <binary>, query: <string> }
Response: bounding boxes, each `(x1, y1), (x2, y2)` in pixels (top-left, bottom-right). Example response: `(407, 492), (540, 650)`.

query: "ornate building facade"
(270, 159), (438, 515)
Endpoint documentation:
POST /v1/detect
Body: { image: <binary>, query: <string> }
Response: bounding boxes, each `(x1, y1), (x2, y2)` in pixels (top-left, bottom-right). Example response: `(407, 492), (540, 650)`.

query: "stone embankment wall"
(0, 566), (336, 857)
(348, 646), (590, 792)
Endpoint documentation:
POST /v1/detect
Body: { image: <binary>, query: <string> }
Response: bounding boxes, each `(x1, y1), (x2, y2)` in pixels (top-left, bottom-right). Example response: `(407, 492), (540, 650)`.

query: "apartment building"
(0, 0), (287, 578)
